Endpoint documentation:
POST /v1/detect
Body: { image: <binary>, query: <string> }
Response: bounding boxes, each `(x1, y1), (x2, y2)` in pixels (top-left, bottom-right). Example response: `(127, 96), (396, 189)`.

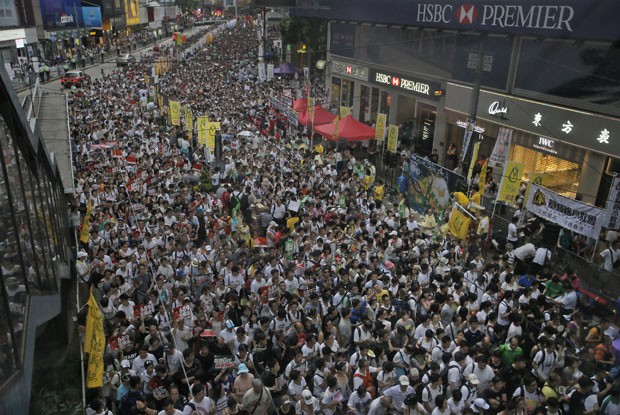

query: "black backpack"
(441, 363), (461, 387)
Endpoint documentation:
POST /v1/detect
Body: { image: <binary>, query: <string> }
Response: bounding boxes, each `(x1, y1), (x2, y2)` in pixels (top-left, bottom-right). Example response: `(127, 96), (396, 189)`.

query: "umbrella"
(238, 131), (255, 138)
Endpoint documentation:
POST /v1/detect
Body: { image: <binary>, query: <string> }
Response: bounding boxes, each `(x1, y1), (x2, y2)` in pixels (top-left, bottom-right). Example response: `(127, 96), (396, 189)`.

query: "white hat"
(473, 398), (490, 410)
(302, 390), (313, 401)
(467, 374), (480, 385)
(389, 230), (398, 236)
(398, 375), (409, 386)
(120, 360), (131, 369)
(77, 251), (88, 259)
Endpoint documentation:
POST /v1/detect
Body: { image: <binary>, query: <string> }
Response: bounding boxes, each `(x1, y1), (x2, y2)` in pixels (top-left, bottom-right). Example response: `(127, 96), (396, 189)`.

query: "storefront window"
(359, 85), (370, 122)
(379, 91), (391, 118)
(370, 87), (380, 121)
(330, 77), (341, 109)
(340, 79), (354, 108)
(510, 144), (581, 198)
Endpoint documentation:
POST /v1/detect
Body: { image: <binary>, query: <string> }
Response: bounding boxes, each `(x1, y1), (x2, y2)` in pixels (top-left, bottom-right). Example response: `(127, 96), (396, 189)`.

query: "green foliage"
(279, 16), (328, 59)
(30, 352), (84, 415)
(175, 0), (200, 12)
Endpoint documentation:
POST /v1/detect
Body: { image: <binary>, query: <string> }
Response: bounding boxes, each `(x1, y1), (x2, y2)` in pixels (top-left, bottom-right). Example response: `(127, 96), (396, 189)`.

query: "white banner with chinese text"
(526, 184), (603, 239)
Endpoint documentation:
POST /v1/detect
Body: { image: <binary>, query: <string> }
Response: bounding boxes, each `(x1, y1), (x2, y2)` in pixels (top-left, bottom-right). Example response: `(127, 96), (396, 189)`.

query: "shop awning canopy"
(273, 62), (299, 76)
(313, 115), (376, 142)
(292, 98), (306, 112)
(297, 105), (336, 126)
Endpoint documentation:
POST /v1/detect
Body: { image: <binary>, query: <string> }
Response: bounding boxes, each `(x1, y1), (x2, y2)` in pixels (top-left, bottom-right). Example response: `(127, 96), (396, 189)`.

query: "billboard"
(39, 0), (85, 29)
(124, 0), (139, 26)
(82, 6), (102, 28)
(0, 0), (20, 27)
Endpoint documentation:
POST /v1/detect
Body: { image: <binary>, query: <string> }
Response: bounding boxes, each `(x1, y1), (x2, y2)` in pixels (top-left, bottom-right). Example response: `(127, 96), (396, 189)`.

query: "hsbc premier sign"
(370, 69), (442, 99)
(416, 2), (574, 31)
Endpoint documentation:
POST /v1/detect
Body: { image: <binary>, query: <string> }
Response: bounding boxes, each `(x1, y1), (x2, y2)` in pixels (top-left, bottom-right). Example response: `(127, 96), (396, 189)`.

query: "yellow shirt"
(363, 175), (373, 191)
(374, 185), (384, 201)
(286, 216), (300, 232)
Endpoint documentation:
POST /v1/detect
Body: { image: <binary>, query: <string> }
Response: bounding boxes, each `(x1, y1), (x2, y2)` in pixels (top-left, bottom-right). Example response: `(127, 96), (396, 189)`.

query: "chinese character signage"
(604, 176), (620, 230)
(445, 84), (620, 159)
(332, 59), (369, 82)
(40, 0), (85, 29)
(497, 161), (524, 205)
(526, 184), (603, 239)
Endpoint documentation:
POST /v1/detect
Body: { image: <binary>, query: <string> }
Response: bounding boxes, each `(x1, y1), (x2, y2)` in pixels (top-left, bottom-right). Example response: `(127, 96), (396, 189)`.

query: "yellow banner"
(79, 200), (93, 244)
(307, 97), (315, 125)
(169, 101), (181, 126)
(206, 122), (221, 150)
(185, 107), (193, 138)
(85, 289), (105, 388)
(467, 141), (481, 182)
(387, 125), (399, 153)
(333, 116), (340, 139)
(375, 113), (386, 141)
(339, 106), (350, 118)
(478, 160), (488, 188)
(157, 93), (163, 109)
(525, 172), (550, 203)
(448, 207), (472, 240)
(497, 161), (524, 204)
(197, 116), (209, 145)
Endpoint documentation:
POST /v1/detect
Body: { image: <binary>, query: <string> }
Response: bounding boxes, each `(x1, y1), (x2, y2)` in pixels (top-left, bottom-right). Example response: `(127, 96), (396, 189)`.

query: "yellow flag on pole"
(169, 101), (181, 126)
(467, 141), (481, 182)
(85, 288), (105, 388)
(206, 122), (221, 150)
(375, 113), (386, 141)
(387, 125), (399, 153)
(478, 160), (488, 188)
(197, 116), (209, 145)
(497, 161), (524, 204)
(339, 106), (350, 118)
(185, 107), (193, 138)
(79, 200), (93, 244)
(307, 97), (315, 125)
(448, 207), (472, 240)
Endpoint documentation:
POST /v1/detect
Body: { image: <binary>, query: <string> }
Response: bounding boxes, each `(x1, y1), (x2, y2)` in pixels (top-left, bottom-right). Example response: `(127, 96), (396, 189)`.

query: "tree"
(175, 0), (200, 12)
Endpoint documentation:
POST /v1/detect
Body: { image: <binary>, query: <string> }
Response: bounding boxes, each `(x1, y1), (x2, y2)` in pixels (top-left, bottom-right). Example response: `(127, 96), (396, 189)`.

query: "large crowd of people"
(73, 16), (620, 415)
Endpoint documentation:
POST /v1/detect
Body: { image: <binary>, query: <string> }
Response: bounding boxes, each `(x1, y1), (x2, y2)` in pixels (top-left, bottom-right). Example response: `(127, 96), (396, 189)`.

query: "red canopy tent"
(313, 115), (376, 142)
(298, 105), (336, 126)
(292, 98), (306, 112)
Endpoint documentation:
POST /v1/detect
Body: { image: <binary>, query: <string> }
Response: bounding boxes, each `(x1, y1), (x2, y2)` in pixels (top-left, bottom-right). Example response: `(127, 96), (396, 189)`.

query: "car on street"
(60, 70), (91, 88)
(116, 53), (137, 66)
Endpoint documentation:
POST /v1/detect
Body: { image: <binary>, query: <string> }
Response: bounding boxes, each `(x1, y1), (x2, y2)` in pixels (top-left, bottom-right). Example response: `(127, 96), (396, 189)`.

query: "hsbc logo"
(345, 65), (352, 74)
(456, 4), (478, 24)
(391, 77), (400, 87)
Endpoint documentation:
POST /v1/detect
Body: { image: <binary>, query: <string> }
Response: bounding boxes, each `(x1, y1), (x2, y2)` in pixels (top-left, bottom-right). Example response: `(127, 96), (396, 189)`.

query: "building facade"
(295, 0), (620, 205)
(0, 59), (72, 413)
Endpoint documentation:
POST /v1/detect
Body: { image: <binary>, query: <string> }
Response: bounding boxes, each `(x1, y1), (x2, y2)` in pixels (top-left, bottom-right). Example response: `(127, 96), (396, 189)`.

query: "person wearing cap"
(140, 360), (156, 401)
(461, 373), (480, 406)
(241, 379), (272, 414)
(274, 394), (294, 415)
(383, 375), (415, 414)
(471, 397), (490, 414)
(296, 389), (320, 415)
(233, 363), (254, 402)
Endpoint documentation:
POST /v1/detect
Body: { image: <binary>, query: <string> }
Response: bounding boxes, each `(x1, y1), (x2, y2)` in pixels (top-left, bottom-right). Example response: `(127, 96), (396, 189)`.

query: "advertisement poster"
(527, 184), (603, 239)
(39, 0), (85, 29)
(82, 6), (102, 28)
(406, 155), (466, 222)
(124, 0), (140, 26)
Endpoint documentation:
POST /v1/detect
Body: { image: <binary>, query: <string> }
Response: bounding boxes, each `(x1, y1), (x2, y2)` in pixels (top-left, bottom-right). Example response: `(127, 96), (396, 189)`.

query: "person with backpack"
(531, 338), (559, 382)
(599, 240), (620, 272)
(420, 372), (444, 413)
(383, 375), (415, 414)
(182, 382), (215, 414)
(445, 352), (467, 395)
